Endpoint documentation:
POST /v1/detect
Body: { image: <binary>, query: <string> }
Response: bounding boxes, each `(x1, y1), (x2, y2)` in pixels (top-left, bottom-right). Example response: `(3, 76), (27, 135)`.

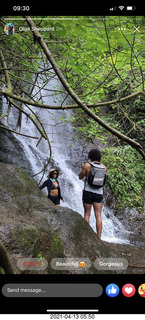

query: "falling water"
(1, 75), (131, 244)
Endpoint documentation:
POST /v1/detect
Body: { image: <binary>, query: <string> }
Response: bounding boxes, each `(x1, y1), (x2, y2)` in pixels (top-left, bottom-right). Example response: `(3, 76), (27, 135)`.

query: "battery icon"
(126, 6), (136, 10)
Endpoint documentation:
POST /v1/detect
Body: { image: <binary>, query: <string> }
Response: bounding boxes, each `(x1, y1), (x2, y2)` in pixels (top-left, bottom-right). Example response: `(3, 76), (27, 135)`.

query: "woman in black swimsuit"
(39, 168), (64, 206)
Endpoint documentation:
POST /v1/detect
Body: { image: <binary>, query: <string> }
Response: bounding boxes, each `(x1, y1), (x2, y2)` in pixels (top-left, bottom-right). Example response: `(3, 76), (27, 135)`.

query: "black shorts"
(48, 194), (60, 205)
(83, 190), (103, 204)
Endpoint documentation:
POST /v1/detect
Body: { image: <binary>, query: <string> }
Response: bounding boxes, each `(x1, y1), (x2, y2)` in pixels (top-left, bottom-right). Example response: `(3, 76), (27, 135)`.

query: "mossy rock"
(2, 162), (145, 274)
(12, 224), (64, 273)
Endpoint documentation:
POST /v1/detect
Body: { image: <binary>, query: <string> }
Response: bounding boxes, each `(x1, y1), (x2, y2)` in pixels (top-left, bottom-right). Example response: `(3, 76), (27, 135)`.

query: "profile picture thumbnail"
(4, 23), (15, 36)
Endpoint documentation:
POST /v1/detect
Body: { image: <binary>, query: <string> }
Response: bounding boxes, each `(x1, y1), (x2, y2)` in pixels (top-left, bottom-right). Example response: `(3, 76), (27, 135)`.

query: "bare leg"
(93, 202), (103, 239)
(83, 202), (92, 224)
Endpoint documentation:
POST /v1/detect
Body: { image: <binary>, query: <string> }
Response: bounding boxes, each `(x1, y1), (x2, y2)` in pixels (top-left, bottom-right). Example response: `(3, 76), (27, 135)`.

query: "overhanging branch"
(25, 16), (145, 160)
(0, 125), (39, 139)
(1, 87), (143, 110)
(1, 89), (75, 109)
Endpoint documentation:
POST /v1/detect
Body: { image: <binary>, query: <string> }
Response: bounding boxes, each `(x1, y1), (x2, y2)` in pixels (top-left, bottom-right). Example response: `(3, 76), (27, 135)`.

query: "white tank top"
(84, 180), (103, 195)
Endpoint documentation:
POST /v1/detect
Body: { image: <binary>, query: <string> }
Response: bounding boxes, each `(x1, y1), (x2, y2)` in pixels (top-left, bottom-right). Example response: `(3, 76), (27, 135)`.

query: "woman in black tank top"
(39, 168), (64, 206)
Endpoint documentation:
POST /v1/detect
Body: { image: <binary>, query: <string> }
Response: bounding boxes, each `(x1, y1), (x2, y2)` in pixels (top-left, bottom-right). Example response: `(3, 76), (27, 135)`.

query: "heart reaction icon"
(122, 284), (136, 297)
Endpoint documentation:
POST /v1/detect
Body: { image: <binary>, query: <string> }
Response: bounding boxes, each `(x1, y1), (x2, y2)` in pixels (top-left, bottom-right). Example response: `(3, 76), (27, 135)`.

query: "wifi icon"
(119, 5), (125, 10)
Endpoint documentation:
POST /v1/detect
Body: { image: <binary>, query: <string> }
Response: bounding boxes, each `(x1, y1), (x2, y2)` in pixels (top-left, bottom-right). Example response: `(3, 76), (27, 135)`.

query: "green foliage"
(45, 16), (145, 145)
(102, 146), (145, 211)
(49, 16), (145, 102)
(74, 114), (108, 144)
(37, 252), (44, 260)
(1, 16), (145, 142)
(59, 115), (66, 123)
(1, 16), (145, 210)
(36, 252), (47, 269)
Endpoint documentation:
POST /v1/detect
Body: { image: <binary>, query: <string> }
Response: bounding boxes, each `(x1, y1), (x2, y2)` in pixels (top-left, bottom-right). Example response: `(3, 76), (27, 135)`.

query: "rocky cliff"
(0, 162), (145, 274)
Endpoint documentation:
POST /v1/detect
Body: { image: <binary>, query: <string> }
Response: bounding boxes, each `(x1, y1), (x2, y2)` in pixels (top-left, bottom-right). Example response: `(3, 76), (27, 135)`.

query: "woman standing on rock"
(39, 168), (64, 206)
(79, 149), (107, 239)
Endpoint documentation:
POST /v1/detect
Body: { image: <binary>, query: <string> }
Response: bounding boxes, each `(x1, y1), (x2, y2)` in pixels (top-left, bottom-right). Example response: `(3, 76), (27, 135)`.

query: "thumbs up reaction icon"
(106, 284), (119, 297)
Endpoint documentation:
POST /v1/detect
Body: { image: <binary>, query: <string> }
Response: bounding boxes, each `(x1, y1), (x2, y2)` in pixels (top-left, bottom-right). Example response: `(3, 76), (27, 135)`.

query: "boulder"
(0, 162), (145, 274)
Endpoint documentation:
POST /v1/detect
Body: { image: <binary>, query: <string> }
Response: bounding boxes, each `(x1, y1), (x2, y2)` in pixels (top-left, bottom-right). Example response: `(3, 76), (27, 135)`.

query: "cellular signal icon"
(109, 6), (117, 10)
(119, 5), (125, 10)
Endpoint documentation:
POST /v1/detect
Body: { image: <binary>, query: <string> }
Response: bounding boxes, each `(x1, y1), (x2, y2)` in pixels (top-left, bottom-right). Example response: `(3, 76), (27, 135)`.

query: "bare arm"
(79, 163), (91, 180)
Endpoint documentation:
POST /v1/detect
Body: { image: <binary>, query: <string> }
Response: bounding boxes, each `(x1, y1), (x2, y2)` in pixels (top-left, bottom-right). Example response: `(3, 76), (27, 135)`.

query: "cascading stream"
(1, 75), (131, 244)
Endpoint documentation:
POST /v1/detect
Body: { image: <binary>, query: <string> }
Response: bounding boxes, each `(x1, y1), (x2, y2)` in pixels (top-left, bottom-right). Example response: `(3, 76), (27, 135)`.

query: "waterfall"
(1, 75), (130, 244)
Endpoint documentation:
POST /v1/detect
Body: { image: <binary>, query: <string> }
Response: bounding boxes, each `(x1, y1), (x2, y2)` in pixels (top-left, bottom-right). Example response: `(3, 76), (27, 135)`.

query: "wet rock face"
(0, 162), (109, 274)
(0, 127), (32, 174)
(0, 162), (145, 275)
(0, 162), (65, 274)
(113, 207), (145, 249)
(104, 184), (145, 249)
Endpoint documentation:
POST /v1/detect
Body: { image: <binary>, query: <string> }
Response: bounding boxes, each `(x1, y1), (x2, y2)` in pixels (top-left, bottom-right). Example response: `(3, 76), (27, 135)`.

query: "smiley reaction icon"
(79, 261), (85, 268)
(138, 284), (145, 297)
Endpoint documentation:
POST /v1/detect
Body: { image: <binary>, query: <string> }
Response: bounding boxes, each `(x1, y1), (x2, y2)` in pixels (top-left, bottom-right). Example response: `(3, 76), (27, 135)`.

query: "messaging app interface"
(0, 5), (145, 314)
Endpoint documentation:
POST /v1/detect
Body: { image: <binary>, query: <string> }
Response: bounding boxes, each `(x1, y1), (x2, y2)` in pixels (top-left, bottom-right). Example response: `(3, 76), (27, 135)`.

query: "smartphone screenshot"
(0, 1), (145, 315)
